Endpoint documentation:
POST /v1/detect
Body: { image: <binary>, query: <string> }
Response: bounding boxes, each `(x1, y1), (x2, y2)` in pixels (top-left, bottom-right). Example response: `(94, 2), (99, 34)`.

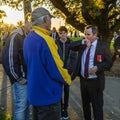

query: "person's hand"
(19, 78), (27, 84)
(85, 39), (91, 48)
(89, 66), (98, 75)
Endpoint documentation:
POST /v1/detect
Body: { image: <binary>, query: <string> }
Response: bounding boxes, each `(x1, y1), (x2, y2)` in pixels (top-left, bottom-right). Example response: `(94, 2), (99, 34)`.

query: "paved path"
(69, 76), (120, 120)
(0, 57), (120, 120)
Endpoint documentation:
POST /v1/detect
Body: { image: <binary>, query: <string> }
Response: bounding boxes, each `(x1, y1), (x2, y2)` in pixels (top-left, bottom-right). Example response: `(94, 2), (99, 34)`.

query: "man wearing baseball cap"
(23, 7), (71, 120)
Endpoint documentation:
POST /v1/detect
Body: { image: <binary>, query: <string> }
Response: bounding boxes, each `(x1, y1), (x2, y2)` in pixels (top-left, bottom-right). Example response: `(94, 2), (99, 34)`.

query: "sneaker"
(62, 110), (69, 120)
(62, 116), (69, 120)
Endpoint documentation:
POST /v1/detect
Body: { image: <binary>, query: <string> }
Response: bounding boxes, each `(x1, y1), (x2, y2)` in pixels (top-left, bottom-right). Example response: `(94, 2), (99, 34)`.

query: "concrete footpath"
(69, 76), (120, 120)
(0, 58), (120, 120)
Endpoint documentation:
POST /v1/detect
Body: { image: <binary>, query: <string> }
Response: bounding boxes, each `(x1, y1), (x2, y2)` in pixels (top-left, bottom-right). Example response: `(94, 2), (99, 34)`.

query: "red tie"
(84, 46), (91, 78)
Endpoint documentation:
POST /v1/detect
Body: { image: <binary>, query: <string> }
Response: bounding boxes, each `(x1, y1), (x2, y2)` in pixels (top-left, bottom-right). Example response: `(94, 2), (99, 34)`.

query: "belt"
(84, 78), (97, 80)
(81, 76), (97, 80)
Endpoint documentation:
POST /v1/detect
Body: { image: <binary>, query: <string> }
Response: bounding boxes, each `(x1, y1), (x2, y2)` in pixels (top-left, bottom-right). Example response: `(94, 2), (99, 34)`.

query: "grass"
(70, 37), (83, 41)
(0, 114), (13, 120)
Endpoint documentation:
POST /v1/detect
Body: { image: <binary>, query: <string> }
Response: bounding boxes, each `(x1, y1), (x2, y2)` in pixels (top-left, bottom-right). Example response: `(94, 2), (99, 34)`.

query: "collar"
(32, 26), (51, 36)
(59, 38), (70, 43)
(60, 38), (66, 43)
(91, 39), (98, 47)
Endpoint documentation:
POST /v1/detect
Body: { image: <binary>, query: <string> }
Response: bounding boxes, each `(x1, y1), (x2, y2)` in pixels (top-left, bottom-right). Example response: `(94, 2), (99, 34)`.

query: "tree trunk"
(23, 0), (32, 22)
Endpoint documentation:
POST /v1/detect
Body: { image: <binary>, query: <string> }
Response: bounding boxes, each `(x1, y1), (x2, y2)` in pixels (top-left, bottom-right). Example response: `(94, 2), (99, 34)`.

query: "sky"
(0, 5), (64, 29)
(0, 5), (24, 25)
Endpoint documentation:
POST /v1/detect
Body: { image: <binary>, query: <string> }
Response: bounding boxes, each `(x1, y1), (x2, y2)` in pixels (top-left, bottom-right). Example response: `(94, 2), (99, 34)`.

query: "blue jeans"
(12, 82), (30, 120)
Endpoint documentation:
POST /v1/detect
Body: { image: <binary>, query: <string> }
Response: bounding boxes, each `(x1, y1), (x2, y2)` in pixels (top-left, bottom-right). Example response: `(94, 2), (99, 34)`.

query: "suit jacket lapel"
(94, 40), (101, 65)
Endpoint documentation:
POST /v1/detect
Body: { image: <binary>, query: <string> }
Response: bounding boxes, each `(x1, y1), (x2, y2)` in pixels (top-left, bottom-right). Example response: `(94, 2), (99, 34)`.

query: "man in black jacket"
(73, 25), (112, 120)
(2, 21), (31, 120)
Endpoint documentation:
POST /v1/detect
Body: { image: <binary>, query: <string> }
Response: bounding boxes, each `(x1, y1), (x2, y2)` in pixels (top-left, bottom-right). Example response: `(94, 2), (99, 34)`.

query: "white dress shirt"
(81, 39), (98, 78)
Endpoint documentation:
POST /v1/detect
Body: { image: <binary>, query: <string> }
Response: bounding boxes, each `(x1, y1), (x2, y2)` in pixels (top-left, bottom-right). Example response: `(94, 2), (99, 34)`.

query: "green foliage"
(0, 114), (13, 120)
(110, 39), (114, 50)
(49, 0), (120, 42)
(0, 9), (7, 19)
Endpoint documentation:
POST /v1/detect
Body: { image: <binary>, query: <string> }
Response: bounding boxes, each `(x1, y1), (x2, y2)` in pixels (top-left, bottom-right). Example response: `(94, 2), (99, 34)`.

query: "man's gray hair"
(32, 15), (50, 26)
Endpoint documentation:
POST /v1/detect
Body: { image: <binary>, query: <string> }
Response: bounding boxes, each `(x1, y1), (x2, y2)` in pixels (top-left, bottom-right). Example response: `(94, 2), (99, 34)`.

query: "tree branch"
(50, 0), (85, 31)
(110, 18), (120, 31)
(108, 11), (119, 20)
(81, 0), (93, 24)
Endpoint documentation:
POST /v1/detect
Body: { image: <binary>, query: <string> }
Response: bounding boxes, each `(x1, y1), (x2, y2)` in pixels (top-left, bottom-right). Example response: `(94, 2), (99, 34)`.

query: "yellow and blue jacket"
(23, 26), (71, 106)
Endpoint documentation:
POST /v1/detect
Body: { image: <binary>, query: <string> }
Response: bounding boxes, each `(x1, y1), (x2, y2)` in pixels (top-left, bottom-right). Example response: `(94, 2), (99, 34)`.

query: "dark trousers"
(80, 78), (103, 120)
(112, 46), (120, 62)
(33, 102), (61, 120)
(61, 85), (70, 111)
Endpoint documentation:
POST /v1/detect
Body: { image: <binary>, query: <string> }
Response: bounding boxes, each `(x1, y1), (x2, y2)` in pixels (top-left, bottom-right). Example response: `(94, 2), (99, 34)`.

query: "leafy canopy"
(1, 0), (120, 42)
